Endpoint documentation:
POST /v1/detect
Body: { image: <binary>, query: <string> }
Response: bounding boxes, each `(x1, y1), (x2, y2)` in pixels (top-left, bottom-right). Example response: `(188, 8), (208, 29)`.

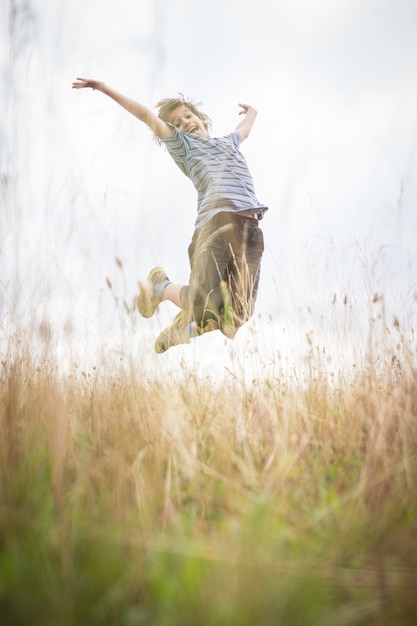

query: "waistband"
(233, 210), (262, 220)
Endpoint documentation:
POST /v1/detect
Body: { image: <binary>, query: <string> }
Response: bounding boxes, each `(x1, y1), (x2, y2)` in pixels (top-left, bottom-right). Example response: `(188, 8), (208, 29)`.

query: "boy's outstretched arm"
(235, 103), (257, 141)
(72, 78), (173, 137)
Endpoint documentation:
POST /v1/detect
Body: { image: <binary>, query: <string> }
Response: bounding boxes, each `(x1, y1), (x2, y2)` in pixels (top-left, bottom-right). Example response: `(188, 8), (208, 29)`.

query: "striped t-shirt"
(160, 127), (268, 229)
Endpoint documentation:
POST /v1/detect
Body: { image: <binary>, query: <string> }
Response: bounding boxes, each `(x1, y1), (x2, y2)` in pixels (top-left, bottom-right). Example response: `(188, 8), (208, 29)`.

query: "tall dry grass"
(1, 320), (416, 625)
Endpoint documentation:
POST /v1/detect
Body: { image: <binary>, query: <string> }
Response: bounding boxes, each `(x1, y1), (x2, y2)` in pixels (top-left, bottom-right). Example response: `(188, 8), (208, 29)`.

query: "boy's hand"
(235, 103), (257, 141)
(238, 103), (257, 116)
(72, 77), (104, 91)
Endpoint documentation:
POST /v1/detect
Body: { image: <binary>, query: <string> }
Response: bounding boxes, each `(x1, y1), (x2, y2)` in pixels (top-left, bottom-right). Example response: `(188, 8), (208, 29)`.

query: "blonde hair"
(156, 94), (212, 131)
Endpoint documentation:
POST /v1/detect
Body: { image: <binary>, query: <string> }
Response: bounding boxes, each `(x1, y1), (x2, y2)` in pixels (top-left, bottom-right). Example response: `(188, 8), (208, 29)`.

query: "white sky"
(1, 0), (417, 371)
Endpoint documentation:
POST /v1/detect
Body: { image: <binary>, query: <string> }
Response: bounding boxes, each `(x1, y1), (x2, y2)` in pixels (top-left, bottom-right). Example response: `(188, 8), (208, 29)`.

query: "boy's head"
(156, 95), (212, 136)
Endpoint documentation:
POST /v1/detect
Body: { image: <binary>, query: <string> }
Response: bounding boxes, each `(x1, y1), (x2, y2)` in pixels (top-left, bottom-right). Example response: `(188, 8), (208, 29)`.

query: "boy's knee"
(220, 323), (238, 339)
(220, 305), (254, 339)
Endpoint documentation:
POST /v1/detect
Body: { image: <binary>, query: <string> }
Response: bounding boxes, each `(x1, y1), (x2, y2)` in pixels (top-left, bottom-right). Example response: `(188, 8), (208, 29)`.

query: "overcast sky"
(1, 0), (417, 370)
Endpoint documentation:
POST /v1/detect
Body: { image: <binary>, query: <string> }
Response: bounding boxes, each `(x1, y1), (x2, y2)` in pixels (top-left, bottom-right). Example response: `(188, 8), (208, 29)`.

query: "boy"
(72, 78), (267, 353)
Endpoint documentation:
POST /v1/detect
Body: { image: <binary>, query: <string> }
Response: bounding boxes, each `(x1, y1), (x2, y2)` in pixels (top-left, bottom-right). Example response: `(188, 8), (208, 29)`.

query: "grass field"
(1, 307), (417, 626)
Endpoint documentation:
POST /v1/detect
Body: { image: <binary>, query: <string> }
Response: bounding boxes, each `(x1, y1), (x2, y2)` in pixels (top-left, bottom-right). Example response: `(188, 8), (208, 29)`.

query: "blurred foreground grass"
(1, 332), (417, 626)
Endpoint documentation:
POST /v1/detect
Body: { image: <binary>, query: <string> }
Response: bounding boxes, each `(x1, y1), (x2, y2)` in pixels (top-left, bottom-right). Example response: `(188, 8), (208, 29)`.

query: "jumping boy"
(72, 78), (267, 353)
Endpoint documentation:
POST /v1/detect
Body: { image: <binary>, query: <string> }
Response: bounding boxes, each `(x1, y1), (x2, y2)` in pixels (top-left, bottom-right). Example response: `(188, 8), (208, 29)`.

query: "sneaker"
(137, 267), (170, 318)
(154, 311), (191, 354)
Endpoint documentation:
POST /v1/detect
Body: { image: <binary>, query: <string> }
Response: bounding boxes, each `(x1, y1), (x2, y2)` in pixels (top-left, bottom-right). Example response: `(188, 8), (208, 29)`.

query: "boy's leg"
(136, 267), (195, 352)
(140, 214), (264, 352)
(152, 220), (225, 353)
(187, 213), (264, 338)
(223, 216), (264, 336)
(163, 283), (183, 308)
(148, 216), (234, 335)
(137, 267), (189, 316)
(187, 215), (232, 331)
(188, 213), (263, 338)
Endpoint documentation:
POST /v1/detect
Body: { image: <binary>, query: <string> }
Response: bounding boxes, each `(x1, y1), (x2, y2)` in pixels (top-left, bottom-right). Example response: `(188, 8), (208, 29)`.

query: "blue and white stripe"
(160, 127), (268, 228)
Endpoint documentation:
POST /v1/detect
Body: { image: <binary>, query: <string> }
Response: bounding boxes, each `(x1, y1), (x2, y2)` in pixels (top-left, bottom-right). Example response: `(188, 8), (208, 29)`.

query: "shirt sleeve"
(229, 131), (242, 148)
(159, 126), (189, 176)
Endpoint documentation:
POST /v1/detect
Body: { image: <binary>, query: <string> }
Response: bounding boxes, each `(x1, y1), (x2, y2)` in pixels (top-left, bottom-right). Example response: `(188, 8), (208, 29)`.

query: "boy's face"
(167, 105), (210, 138)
